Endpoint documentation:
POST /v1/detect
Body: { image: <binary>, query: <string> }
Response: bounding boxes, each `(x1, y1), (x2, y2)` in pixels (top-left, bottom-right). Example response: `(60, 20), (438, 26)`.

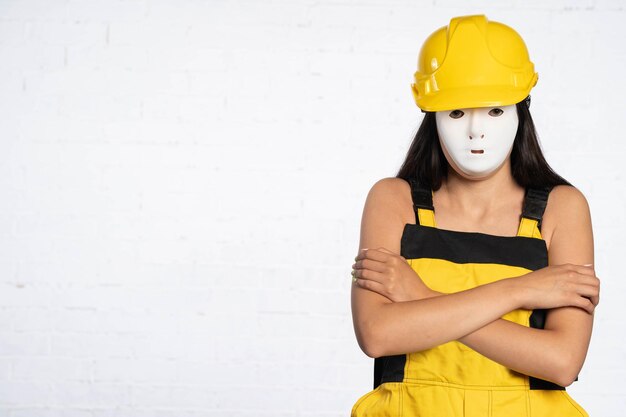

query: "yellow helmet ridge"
(411, 15), (538, 112)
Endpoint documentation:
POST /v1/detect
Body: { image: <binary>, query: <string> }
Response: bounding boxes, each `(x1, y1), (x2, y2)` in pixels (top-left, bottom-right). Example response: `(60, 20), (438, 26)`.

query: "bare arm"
(456, 185), (596, 386)
(351, 180), (598, 387)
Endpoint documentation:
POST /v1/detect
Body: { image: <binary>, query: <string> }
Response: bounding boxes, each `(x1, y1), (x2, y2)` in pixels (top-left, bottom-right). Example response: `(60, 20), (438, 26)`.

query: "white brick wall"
(0, 0), (624, 415)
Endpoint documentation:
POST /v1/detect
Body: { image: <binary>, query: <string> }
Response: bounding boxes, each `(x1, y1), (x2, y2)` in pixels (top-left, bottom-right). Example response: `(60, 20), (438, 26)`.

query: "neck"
(439, 161), (523, 211)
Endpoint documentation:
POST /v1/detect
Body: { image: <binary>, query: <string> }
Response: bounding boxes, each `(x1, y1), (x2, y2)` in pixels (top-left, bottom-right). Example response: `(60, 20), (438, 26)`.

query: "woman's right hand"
(512, 264), (600, 314)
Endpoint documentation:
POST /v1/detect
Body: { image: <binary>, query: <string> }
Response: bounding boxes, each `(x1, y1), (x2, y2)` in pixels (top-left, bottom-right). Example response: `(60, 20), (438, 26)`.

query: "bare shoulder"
(542, 185), (592, 250)
(544, 185), (591, 222)
(367, 177), (410, 201)
(368, 176), (410, 195)
(365, 177), (414, 220)
(359, 177), (415, 253)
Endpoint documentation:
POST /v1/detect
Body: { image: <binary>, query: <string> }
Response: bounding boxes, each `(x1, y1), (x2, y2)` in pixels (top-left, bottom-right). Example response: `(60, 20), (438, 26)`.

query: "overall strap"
(517, 186), (553, 238)
(408, 178), (436, 227)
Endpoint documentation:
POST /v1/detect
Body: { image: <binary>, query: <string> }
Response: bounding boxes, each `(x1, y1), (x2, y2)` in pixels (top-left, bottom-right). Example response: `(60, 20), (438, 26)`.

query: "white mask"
(435, 105), (519, 178)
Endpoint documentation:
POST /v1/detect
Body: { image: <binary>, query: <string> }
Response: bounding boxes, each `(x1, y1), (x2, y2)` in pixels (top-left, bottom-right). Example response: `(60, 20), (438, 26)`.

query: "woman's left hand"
(352, 247), (434, 302)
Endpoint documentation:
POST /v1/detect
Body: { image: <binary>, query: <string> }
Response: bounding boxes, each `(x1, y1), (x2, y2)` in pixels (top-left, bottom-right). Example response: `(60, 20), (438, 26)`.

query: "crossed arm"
(350, 179), (599, 387)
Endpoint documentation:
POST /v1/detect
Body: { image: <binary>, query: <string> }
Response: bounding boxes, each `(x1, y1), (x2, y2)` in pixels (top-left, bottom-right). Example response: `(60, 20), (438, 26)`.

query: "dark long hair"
(396, 99), (571, 189)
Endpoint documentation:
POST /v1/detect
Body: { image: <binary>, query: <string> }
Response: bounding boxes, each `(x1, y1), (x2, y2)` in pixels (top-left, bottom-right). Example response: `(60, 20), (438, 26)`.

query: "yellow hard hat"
(411, 15), (538, 112)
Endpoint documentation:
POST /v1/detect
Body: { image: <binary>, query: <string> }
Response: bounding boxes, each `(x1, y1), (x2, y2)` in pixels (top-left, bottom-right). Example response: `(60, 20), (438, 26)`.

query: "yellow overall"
(351, 181), (589, 417)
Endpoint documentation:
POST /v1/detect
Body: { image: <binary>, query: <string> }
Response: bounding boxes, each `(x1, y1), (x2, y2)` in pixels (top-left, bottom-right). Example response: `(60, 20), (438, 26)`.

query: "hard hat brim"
(414, 84), (534, 112)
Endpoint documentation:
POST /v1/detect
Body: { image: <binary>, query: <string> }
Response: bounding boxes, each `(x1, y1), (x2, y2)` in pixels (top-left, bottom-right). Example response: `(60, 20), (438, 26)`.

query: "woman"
(350, 15), (599, 417)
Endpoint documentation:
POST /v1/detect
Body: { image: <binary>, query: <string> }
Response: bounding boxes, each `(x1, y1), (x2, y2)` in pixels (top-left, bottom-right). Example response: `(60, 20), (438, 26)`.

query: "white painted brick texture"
(0, 0), (624, 415)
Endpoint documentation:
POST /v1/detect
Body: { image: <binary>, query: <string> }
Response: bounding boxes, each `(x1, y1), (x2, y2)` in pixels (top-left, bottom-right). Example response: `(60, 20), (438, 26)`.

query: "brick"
(130, 384), (217, 408)
(50, 381), (131, 407)
(12, 356), (91, 381)
(0, 331), (48, 355)
(0, 0), (66, 19)
(0, 380), (51, 405)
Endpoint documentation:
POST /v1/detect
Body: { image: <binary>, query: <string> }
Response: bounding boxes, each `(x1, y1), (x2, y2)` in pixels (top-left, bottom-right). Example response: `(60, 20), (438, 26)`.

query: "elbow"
(551, 373), (577, 388)
(553, 367), (580, 388)
(359, 342), (380, 359)
(548, 352), (583, 388)
(355, 320), (388, 358)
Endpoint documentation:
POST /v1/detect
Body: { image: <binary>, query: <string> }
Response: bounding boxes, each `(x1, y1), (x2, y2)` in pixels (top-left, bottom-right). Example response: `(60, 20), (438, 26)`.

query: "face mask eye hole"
(488, 108), (504, 117)
(449, 110), (464, 119)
